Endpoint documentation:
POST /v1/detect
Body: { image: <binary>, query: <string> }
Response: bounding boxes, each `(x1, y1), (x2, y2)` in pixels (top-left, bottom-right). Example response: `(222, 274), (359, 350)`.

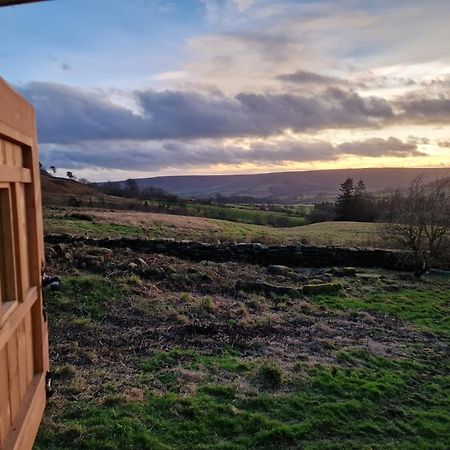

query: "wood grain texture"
(2, 373), (46, 450)
(0, 346), (12, 447)
(0, 79), (48, 450)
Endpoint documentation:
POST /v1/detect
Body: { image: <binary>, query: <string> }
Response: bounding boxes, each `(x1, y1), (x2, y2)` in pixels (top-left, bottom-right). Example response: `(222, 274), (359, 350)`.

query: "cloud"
(40, 136), (422, 173)
(20, 82), (395, 145)
(396, 96), (450, 123)
(337, 137), (425, 157)
(407, 136), (430, 145)
(278, 70), (349, 86)
(19, 82), (147, 144)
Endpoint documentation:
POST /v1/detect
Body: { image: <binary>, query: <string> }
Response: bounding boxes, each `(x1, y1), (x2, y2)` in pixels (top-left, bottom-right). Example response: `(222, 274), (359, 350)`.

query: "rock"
(305, 278), (324, 285)
(128, 262), (138, 270)
(291, 273), (309, 283)
(88, 247), (113, 256)
(268, 265), (292, 276)
(317, 274), (333, 283)
(330, 267), (357, 277)
(343, 267), (357, 276)
(45, 246), (57, 261)
(356, 273), (382, 281)
(78, 255), (104, 268)
(137, 257), (149, 269)
(303, 282), (343, 296)
(64, 252), (74, 261)
(53, 243), (68, 256)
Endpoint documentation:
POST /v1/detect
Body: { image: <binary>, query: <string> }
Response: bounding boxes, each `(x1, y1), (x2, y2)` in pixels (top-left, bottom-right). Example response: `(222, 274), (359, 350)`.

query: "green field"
(139, 200), (311, 227)
(185, 203), (308, 227)
(44, 208), (383, 247)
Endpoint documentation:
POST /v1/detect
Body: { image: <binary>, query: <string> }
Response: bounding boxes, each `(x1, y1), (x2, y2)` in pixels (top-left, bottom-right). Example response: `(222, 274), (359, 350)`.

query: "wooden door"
(0, 78), (48, 450)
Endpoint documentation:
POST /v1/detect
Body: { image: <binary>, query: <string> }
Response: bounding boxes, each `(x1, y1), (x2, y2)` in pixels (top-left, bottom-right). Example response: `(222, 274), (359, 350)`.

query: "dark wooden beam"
(0, 0), (49, 7)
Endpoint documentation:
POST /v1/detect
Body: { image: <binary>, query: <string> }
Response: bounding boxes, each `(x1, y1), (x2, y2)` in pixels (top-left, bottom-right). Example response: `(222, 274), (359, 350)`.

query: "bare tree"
(381, 176), (450, 277)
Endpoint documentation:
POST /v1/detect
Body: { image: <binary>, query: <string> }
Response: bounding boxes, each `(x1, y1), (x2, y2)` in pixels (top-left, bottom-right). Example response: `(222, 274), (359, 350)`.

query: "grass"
(36, 350), (450, 449)
(44, 217), (147, 237)
(311, 281), (450, 336)
(35, 266), (450, 449)
(185, 203), (307, 227)
(44, 208), (382, 247)
(48, 274), (122, 320)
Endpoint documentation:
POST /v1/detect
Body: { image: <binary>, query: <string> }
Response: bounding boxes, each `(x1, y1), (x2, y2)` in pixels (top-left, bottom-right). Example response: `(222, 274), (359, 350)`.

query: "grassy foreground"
(35, 241), (450, 449)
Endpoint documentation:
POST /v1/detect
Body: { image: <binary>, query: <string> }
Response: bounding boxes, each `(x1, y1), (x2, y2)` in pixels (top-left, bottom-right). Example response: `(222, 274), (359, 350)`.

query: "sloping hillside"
(41, 173), (129, 207)
(110, 167), (450, 200)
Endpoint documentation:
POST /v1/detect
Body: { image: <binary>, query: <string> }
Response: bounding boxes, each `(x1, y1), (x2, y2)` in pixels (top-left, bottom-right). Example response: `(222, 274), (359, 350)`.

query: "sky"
(1, 0), (449, 181)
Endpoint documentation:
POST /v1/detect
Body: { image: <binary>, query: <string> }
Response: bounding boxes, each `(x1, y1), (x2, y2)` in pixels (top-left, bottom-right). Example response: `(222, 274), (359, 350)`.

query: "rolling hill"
(109, 167), (450, 200)
(41, 172), (129, 207)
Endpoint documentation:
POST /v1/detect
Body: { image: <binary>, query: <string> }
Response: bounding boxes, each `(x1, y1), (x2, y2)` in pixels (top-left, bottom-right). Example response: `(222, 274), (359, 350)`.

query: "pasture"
(44, 208), (383, 247)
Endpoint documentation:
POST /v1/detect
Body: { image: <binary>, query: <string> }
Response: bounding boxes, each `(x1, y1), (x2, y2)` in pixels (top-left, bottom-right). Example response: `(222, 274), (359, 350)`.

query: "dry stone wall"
(45, 234), (416, 271)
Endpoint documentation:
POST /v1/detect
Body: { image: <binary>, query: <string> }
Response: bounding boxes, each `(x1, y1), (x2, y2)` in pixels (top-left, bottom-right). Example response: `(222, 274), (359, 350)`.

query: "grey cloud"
(40, 137), (421, 172)
(278, 70), (349, 86)
(407, 136), (430, 145)
(20, 82), (394, 145)
(20, 82), (449, 151)
(396, 96), (450, 123)
(337, 137), (425, 157)
(40, 140), (336, 171)
(19, 82), (148, 144)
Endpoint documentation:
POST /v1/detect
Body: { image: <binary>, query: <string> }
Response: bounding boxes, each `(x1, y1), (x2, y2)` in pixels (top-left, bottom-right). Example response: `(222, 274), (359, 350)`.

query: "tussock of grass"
(49, 275), (122, 320)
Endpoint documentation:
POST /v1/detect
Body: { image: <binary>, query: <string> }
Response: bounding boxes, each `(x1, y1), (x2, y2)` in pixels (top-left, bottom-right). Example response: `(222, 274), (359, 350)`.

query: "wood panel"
(6, 331), (21, 421)
(0, 347), (12, 444)
(0, 79), (48, 450)
(11, 182), (30, 300)
(0, 187), (17, 306)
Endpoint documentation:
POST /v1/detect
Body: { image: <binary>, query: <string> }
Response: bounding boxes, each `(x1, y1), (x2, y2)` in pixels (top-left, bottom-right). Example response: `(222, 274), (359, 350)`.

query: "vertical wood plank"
(0, 346), (12, 446)
(24, 143), (49, 374)
(24, 312), (34, 383)
(11, 183), (29, 300)
(17, 319), (28, 399)
(0, 139), (6, 165)
(6, 332), (20, 422)
(4, 141), (15, 167)
(0, 188), (18, 304)
(14, 144), (23, 169)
